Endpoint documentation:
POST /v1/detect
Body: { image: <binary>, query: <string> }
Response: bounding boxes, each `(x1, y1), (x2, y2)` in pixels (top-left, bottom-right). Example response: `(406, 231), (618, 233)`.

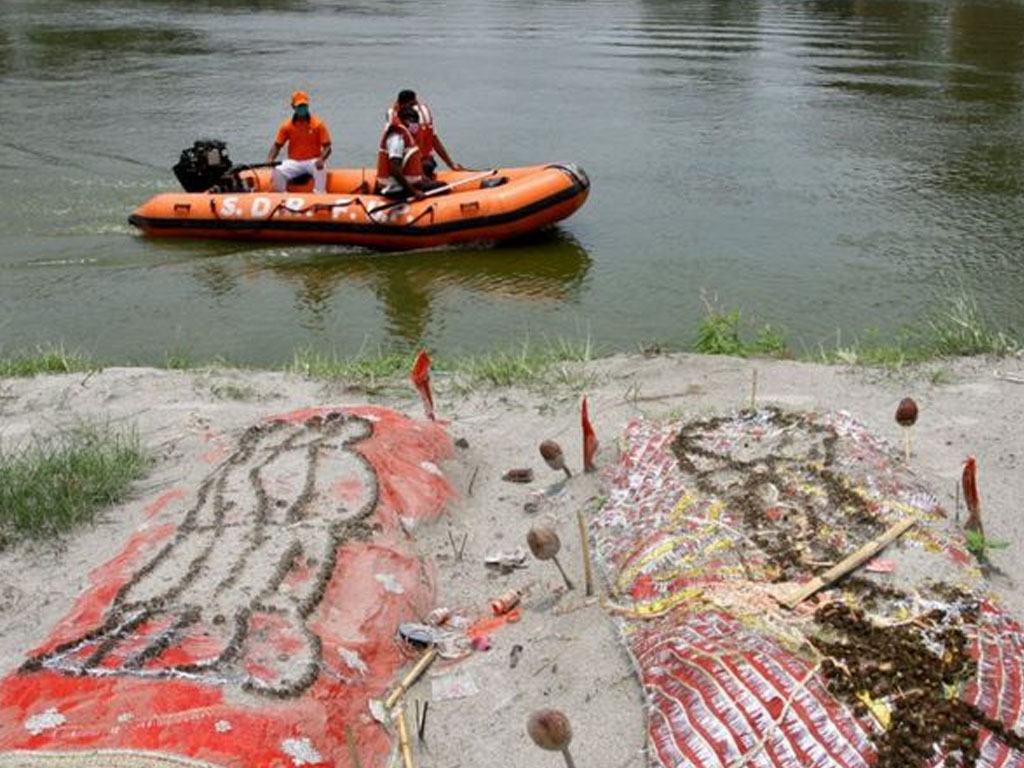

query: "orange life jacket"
(386, 102), (435, 159)
(376, 122), (423, 185)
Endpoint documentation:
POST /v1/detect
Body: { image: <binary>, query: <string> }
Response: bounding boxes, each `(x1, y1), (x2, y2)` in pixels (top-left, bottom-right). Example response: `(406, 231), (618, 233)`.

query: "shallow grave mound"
(0, 406), (452, 768)
(594, 407), (1024, 768)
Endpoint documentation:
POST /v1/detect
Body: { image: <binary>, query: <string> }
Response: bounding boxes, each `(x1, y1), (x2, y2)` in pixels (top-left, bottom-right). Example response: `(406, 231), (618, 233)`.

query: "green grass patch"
(0, 344), (96, 377)
(164, 346), (198, 370)
(921, 294), (1018, 357)
(964, 529), (1011, 562)
(692, 295), (791, 358)
(693, 308), (746, 356)
(0, 423), (151, 544)
(819, 293), (1020, 366)
(288, 346), (417, 386)
(3, 288), (1016, 386)
(288, 336), (599, 393)
(927, 367), (954, 386)
(208, 381), (260, 401)
(451, 336), (597, 391)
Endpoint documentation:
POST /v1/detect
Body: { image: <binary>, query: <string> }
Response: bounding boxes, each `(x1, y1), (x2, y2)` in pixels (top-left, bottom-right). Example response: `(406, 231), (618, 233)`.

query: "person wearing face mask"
(375, 106), (444, 199)
(385, 90), (464, 180)
(267, 90), (333, 193)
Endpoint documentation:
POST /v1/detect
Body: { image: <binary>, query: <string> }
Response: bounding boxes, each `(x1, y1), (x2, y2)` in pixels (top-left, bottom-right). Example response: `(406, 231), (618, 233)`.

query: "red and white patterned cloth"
(595, 409), (1024, 768)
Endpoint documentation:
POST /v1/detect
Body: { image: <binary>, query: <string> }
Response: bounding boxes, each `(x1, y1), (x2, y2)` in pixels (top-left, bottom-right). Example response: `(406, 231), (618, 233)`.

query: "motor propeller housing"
(172, 139), (235, 192)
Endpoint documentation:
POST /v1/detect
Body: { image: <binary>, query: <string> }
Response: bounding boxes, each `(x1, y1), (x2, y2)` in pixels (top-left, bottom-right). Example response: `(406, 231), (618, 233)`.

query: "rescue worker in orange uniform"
(385, 90), (464, 180)
(376, 106), (440, 199)
(267, 90), (332, 193)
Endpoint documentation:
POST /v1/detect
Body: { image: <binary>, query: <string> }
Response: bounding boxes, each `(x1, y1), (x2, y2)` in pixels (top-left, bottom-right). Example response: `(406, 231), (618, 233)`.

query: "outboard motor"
(173, 139), (234, 192)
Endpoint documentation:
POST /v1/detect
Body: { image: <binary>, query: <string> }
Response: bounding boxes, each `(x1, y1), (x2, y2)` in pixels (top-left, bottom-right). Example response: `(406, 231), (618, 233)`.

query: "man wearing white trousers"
(267, 90), (333, 193)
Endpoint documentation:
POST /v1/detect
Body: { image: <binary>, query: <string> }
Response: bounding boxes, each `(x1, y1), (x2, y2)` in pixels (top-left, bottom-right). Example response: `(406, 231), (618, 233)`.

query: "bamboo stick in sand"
(781, 517), (916, 609)
(576, 508), (594, 597)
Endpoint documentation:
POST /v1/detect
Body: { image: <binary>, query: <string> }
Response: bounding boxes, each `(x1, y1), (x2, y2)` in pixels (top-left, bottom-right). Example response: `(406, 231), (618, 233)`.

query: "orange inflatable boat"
(129, 162), (590, 250)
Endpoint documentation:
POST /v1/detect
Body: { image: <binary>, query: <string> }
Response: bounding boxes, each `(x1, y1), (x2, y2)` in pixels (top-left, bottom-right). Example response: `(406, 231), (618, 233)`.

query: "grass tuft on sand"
(0, 423), (150, 545)
(689, 289), (1019, 366)
(289, 336), (599, 392)
(451, 335), (597, 391)
(289, 346), (417, 386)
(2, 291), (1017, 385)
(922, 294), (1018, 358)
(692, 293), (791, 358)
(821, 293), (1019, 366)
(0, 344), (96, 377)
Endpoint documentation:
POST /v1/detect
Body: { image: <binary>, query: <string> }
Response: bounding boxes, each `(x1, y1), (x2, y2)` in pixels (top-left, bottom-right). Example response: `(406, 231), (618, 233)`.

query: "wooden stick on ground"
(395, 700), (415, 768)
(383, 648), (438, 710)
(576, 508), (594, 597)
(995, 370), (1024, 384)
(955, 480), (961, 523)
(344, 724), (362, 768)
(417, 700), (430, 742)
(781, 517), (917, 610)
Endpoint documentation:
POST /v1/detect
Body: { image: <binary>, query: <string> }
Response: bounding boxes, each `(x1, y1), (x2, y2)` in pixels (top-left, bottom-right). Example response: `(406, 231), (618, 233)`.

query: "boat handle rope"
(363, 201), (436, 226)
(344, 196), (437, 226)
(399, 204), (436, 227)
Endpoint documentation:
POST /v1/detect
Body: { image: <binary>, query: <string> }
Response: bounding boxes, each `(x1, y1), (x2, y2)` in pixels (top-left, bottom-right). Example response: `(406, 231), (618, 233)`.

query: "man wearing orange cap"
(267, 90), (333, 193)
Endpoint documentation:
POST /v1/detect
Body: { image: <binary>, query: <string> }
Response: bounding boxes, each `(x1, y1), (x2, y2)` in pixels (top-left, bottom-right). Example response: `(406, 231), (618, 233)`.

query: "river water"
(2, 0), (1023, 365)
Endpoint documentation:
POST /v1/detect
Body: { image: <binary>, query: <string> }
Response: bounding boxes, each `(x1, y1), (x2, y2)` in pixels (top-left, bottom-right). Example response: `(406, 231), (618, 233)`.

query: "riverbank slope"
(1, 352), (1021, 767)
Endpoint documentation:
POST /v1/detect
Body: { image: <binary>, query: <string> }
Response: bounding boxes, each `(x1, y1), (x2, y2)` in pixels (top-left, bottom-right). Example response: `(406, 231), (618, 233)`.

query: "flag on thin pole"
(962, 456), (982, 535)
(411, 350), (436, 421)
(582, 396), (598, 472)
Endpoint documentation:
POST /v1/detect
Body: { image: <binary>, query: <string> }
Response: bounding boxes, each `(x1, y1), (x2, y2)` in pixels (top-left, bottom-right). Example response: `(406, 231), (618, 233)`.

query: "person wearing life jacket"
(385, 90), (464, 180)
(267, 90), (332, 193)
(376, 106), (431, 199)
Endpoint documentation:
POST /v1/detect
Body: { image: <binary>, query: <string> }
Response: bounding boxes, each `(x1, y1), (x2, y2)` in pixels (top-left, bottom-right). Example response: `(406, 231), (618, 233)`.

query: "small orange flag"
(411, 350), (436, 421)
(582, 396), (598, 473)
(962, 456), (982, 535)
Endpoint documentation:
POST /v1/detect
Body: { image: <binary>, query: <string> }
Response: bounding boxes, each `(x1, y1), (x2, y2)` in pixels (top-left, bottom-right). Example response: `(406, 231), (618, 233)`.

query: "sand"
(1, 352), (1022, 768)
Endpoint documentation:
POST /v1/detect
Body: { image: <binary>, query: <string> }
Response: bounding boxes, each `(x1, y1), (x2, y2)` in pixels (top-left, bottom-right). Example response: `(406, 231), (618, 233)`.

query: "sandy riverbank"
(1, 352), (1022, 767)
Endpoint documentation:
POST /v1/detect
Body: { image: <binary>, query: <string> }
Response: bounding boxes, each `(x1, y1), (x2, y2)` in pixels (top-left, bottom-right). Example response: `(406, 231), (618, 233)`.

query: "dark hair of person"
(397, 90), (417, 105)
(398, 106), (419, 123)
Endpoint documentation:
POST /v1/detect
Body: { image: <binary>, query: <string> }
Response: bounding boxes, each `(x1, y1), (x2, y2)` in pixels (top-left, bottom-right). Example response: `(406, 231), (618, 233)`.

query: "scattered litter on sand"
(431, 671), (480, 702)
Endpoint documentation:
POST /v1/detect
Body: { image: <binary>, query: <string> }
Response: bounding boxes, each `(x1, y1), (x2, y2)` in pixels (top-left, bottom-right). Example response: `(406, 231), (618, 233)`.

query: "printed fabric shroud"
(594, 408), (1024, 768)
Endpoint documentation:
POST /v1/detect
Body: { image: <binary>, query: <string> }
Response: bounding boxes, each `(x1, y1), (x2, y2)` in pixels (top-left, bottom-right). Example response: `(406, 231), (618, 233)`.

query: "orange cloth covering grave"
(0, 406), (452, 768)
